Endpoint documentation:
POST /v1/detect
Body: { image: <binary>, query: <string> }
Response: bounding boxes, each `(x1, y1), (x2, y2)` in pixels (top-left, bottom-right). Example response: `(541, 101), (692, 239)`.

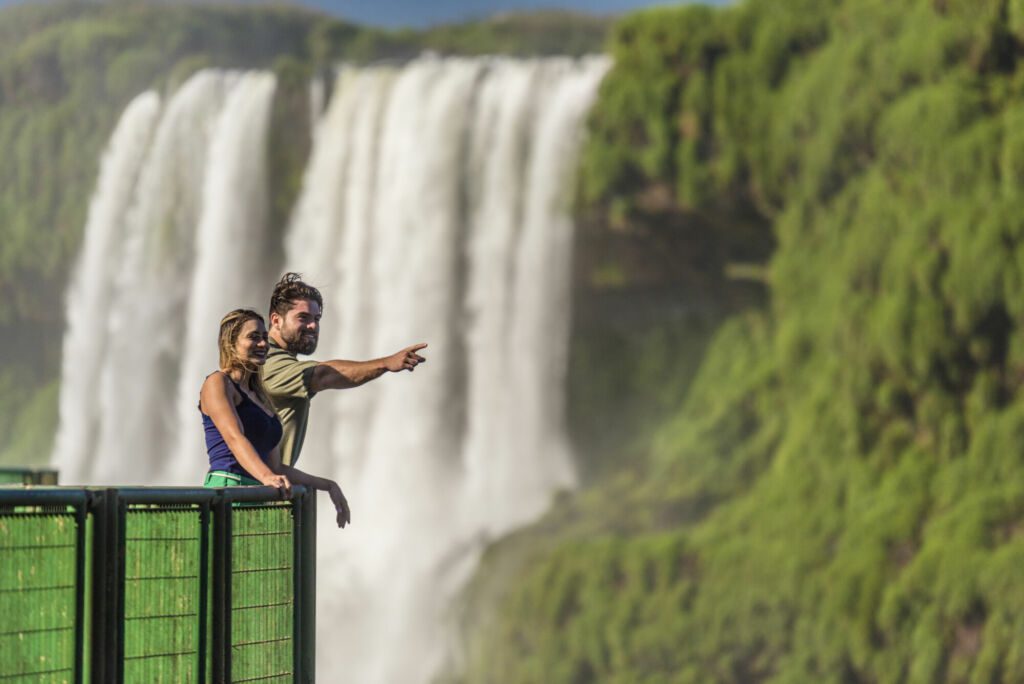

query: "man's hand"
(329, 482), (352, 528)
(385, 343), (427, 372)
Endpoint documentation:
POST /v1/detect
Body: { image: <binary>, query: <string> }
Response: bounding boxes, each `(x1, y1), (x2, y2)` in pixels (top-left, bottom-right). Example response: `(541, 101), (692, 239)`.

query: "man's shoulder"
(262, 346), (292, 373)
(265, 344), (296, 364)
(261, 345), (319, 399)
(264, 347), (318, 371)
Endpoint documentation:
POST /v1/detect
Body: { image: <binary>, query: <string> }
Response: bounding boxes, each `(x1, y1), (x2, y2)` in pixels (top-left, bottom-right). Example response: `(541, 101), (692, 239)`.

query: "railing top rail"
(219, 484), (309, 503)
(0, 485), (309, 507)
(117, 484), (308, 505)
(0, 486), (90, 506)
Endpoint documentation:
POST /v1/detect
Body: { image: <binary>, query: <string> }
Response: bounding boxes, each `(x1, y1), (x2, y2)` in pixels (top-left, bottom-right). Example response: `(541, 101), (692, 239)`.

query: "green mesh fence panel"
(123, 507), (203, 683)
(232, 503), (294, 683)
(0, 510), (78, 682)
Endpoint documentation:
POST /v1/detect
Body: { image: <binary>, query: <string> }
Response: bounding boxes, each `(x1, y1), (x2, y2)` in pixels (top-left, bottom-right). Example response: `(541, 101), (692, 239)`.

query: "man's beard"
(283, 328), (318, 355)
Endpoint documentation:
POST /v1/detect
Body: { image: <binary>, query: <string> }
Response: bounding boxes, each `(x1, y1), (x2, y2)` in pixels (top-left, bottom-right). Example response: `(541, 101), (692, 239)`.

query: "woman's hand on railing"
(328, 482), (351, 528)
(260, 473), (292, 495)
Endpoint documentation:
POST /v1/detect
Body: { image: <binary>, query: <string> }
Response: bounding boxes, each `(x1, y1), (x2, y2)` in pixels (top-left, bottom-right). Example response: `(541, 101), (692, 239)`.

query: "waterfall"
(52, 70), (277, 484)
(53, 55), (609, 682)
(52, 91), (161, 482)
(286, 55), (609, 683)
(168, 72), (277, 484)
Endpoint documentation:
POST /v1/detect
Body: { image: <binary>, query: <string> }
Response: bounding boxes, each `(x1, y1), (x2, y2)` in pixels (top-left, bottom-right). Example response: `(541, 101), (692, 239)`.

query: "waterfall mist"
(52, 55), (608, 682)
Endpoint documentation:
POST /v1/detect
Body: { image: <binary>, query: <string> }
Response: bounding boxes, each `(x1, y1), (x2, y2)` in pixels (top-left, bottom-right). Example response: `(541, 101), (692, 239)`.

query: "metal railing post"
(114, 494), (127, 683)
(295, 488), (317, 683)
(89, 488), (123, 684)
(211, 490), (232, 683)
(197, 500), (211, 684)
(72, 497), (88, 684)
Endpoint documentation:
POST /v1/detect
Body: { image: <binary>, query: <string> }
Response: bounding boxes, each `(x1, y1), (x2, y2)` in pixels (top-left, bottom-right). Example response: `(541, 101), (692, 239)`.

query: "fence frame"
(0, 484), (317, 684)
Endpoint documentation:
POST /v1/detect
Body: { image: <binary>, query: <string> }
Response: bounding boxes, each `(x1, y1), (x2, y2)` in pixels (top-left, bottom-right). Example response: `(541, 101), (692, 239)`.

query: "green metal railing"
(0, 485), (317, 683)
(0, 490), (84, 683)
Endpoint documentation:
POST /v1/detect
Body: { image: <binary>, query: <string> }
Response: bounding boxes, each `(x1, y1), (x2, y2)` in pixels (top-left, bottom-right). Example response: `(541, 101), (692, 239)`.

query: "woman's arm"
(267, 446), (350, 528)
(200, 373), (291, 492)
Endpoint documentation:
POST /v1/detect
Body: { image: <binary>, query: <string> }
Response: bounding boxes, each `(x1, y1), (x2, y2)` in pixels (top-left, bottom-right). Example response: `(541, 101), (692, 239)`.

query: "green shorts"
(204, 471), (260, 487)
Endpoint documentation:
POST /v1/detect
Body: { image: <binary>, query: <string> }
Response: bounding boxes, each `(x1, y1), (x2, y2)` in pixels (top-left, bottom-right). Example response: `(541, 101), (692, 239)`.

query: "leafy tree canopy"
(457, 1), (1024, 681)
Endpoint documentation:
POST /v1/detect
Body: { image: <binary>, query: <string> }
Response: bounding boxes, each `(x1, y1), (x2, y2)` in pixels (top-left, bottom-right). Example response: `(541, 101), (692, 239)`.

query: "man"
(261, 272), (427, 467)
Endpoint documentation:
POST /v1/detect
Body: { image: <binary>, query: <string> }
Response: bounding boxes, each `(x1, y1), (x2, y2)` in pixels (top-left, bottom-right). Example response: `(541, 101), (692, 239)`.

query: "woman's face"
(235, 318), (269, 367)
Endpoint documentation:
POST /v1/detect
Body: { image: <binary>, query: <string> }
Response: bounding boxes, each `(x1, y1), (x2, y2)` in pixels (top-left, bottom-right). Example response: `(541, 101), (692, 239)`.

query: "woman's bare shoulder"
(200, 371), (238, 408)
(202, 370), (230, 390)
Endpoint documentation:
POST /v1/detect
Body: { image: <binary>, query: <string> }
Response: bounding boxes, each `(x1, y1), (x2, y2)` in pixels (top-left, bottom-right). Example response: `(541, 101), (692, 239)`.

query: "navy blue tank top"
(202, 376), (283, 477)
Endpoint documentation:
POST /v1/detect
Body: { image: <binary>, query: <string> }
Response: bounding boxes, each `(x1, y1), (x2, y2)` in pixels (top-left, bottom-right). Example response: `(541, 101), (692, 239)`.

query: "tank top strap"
(198, 371), (243, 412)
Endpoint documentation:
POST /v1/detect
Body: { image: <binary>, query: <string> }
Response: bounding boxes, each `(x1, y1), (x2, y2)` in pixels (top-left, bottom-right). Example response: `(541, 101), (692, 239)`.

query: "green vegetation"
(416, 11), (607, 57)
(0, 2), (608, 465)
(456, 0), (1024, 681)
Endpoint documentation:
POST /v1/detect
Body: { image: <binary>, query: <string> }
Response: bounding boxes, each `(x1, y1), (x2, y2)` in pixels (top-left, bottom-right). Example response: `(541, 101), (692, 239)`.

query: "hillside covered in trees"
(454, 0), (1024, 681)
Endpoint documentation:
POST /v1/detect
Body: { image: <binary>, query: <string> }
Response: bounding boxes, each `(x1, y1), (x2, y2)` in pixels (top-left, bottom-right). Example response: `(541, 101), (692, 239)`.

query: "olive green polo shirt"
(260, 341), (318, 466)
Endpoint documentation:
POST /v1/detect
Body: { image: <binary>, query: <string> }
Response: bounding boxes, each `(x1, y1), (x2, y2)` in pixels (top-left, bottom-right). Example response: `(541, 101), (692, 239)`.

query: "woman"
(200, 308), (351, 528)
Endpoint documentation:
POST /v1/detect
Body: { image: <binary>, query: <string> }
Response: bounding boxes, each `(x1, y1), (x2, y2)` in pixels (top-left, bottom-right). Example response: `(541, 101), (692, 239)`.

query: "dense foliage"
(457, 0), (1024, 681)
(0, 2), (608, 465)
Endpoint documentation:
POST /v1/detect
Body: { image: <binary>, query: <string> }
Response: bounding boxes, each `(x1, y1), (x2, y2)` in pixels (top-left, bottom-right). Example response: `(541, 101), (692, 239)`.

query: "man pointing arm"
(260, 273), (427, 467)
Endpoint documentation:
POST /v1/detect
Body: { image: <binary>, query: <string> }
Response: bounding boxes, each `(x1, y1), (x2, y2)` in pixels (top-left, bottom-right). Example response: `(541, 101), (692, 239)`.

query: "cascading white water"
(52, 70), (277, 485)
(52, 91), (162, 482)
(286, 55), (609, 683)
(168, 72), (277, 484)
(53, 54), (608, 682)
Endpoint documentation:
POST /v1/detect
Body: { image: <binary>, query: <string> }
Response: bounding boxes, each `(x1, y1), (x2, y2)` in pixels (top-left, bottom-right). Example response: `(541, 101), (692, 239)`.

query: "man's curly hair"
(269, 273), (323, 319)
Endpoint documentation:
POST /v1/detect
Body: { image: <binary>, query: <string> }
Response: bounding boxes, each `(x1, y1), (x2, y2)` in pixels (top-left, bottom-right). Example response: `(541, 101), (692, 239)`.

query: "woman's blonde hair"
(218, 308), (270, 406)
